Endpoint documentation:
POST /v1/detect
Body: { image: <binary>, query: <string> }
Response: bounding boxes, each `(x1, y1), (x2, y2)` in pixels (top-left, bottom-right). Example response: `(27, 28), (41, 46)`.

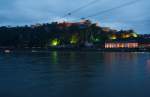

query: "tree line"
(0, 21), (139, 48)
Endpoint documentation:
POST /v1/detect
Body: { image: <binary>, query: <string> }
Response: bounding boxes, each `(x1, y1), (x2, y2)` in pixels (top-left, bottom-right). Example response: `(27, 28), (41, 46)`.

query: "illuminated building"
(58, 20), (92, 28)
(105, 40), (139, 48)
(121, 32), (138, 39)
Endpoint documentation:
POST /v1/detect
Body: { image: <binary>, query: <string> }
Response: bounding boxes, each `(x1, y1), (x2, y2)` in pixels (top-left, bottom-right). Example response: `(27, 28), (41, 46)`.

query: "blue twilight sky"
(0, 0), (149, 33)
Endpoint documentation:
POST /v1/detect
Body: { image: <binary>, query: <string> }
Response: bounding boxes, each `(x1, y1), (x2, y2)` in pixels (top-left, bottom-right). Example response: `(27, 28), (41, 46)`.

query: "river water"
(0, 51), (150, 97)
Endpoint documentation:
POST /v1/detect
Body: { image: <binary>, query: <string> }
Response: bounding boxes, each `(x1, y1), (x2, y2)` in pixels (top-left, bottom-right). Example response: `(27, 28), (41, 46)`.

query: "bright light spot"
(95, 38), (99, 42)
(132, 33), (138, 38)
(122, 34), (131, 39)
(110, 35), (117, 40)
(70, 35), (78, 44)
(51, 39), (60, 46)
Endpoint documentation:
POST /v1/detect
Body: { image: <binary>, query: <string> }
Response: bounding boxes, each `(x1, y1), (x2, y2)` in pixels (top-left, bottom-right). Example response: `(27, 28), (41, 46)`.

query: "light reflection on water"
(0, 51), (150, 97)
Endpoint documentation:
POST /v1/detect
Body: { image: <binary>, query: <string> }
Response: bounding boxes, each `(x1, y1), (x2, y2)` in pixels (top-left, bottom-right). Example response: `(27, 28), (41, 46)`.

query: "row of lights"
(105, 43), (138, 48)
(110, 33), (138, 40)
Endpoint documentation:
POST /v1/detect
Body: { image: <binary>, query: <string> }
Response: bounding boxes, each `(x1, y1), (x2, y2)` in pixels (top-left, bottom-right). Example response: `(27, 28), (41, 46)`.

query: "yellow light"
(52, 41), (58, 46)
(70, 35), (78, 44)
(110, 35), (117, 40)
(51, 39), (60, 46)
(132, 33), (138, 38)
(111, 36), (117, 40)
(122, 34), (131, 38)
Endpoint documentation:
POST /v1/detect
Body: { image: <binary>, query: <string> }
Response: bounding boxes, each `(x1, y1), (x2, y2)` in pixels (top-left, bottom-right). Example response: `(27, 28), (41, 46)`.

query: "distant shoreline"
(0, 47), (150, 53)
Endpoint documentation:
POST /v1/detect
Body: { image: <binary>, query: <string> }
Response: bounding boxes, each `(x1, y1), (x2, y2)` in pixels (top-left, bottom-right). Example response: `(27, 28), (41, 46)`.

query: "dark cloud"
(0, 0), (149, 33)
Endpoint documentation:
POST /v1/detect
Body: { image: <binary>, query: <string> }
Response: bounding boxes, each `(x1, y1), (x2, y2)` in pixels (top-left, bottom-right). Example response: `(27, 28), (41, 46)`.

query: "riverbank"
(0, 47), (150, 53)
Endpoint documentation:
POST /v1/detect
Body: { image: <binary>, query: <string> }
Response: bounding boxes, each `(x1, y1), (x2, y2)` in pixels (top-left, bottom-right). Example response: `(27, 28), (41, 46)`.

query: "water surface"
(0, 51), (150, 97)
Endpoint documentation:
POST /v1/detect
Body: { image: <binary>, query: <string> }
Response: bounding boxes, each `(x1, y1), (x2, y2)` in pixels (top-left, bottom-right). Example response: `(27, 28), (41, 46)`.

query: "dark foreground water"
(0, 51), (150, 97)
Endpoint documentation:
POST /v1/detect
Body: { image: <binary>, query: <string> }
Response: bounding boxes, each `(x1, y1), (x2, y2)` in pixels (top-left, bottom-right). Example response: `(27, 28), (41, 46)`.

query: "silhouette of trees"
(0, 21), (139, 48)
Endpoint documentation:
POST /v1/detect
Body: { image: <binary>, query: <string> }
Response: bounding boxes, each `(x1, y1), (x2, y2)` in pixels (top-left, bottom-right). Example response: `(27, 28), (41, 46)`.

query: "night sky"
(0, 0), (149, 33)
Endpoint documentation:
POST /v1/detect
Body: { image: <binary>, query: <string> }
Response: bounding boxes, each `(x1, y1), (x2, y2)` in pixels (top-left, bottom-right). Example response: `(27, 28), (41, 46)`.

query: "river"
(0, 51), (150, 97)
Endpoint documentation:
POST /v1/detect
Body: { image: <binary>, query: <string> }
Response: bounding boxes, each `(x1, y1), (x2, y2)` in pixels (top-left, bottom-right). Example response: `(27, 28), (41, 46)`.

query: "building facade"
(105, 40), (139, 48)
